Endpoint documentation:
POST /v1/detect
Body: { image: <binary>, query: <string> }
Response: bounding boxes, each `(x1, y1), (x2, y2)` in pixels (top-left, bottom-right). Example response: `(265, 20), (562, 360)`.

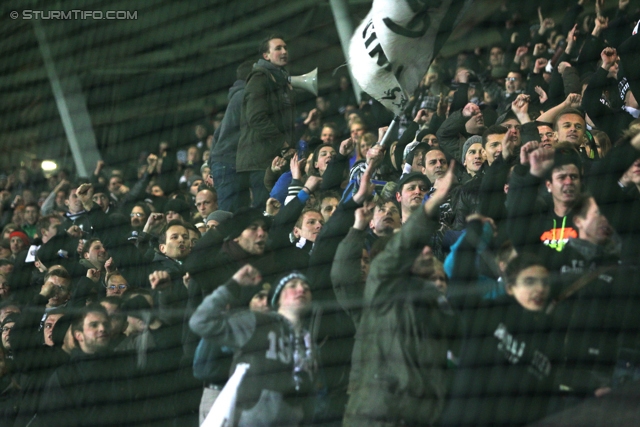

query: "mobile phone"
(297, 140), (308, 160)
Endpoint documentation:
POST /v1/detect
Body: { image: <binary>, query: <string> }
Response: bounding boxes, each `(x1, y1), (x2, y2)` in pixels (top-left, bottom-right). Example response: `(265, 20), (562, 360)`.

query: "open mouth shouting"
(562, 186), (576, 198)
(529, 295), (547, 308)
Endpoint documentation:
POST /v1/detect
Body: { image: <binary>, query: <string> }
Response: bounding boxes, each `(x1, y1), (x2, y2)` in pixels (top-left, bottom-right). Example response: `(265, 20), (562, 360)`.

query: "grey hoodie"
(210, 79), (246, 164)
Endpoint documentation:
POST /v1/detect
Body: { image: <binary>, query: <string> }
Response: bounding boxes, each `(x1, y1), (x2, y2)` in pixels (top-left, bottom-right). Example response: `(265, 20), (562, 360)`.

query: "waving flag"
(349, 0), (473, 115)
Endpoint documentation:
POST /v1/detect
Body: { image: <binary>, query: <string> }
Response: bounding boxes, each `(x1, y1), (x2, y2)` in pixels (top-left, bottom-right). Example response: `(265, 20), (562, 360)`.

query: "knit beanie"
(51, 314), (74, 347)
(187, 175), (203, 187)
(9, 231), (29, 247)
(121, 295), (152, 321)
(222, 207), (272, 241)
(206, 210), (234, 225)
(270, 271), (309, 308)
(461, 135), (483, 163)
(1, 313), (18, 328)
(164, 198), (191, 217)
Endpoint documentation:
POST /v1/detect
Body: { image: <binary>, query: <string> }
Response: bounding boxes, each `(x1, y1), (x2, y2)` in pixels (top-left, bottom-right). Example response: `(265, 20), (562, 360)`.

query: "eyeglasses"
(107, 285), (127, 291)
(130, 213), (145, 217)
(2, 326), (13, 333)
(506, 77), (519, 82)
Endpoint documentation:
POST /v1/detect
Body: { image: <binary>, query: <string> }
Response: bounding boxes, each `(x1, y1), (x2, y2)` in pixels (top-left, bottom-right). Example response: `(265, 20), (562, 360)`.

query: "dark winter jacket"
(478, 154), (518, 238)
(0, 375), (20, 427)
(267, 195), (313, 275)
(60, 205), (110, 241)
(306, 199), (359, 399)
(344, 207), (455, 427)
(547, 259), (629, 396)
(506, 165), (579, 255)
(436, 110), (473, 162)
(237, 60), (296, 172)
(330, 227), (368, 327)
(588, 142), (640, 263)
(35, 349), (139, 427)
(450, 173), (482, 231)
(581, 67), (633, 144)
(441, 296), (559, 427)
(10, 307), (71, 427)
(150, 252), (189, 325)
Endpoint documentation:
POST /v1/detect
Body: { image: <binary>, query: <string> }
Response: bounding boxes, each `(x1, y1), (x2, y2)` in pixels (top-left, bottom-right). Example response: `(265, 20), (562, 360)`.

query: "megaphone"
(290, 68), (318, 96)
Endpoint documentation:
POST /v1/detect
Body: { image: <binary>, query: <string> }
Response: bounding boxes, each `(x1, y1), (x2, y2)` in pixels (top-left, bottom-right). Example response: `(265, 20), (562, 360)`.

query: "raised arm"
(365, 162), (456, 303)
(506, 142), (554, 253)
(331, 205), (372, 326)
(189, 264), (262, 348)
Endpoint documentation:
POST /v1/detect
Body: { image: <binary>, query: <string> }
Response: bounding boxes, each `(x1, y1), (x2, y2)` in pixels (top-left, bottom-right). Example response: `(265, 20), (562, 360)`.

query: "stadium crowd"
(1, 0), (640, 426)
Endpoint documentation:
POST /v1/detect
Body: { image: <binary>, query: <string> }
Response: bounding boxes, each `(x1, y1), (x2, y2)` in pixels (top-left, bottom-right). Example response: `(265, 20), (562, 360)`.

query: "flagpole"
(377, 116), (400, 148)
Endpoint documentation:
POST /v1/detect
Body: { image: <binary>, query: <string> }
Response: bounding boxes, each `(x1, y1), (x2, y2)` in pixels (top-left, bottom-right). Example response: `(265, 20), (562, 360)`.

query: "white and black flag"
(349, 0), (473, 115)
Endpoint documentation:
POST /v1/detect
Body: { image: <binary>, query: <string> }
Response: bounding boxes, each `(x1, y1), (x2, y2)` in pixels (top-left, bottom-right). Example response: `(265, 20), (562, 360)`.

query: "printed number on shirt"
(266, 330), (292, 363)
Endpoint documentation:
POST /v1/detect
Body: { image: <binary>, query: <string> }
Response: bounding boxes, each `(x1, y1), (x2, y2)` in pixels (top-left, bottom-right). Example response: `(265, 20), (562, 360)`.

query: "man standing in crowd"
(35, 305), (138, 427)
(195, 188), (218, 221)
(421, 148), (450, 186)
(396, 172), (430, 224)
(344, 163), (457, 427)
(502, 71), (525, 113)
(190, 265), (317, 427)
(237, 35), (296, 208)
(554, 108), (586, 148)
(90, 185), (111, 214)
(60, 183), (110, 240)
(508, 142), (583, 254)
(210, 60), (254, 212)
(538, 123), (558, 149)
(368, 199), (401, 240)
(150, 220), (192, 319)
(149, 220), (200, 426)
(186, 207), (276, 310)
(437, 103), (486, 162)
(129, 202), (150, 234)
(482, 125), (507, 167)
(21, 203), (40, 239)
(32, 267), (73, 311)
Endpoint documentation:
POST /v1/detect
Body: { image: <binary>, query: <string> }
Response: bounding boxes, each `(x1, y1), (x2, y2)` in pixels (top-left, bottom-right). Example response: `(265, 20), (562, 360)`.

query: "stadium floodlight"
(41, 160), (58, 171)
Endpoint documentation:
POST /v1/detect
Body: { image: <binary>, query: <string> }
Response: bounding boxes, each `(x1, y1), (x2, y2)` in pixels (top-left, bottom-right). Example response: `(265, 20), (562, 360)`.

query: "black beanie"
(51, 314), (74, 347)
(121, 295), (152, 321)
(221, 207), (272, 241)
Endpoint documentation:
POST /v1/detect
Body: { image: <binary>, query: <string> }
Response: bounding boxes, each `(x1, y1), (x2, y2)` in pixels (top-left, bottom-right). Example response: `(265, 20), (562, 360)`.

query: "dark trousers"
(211, 161), (249, 212)
(238, 169), (270, 210)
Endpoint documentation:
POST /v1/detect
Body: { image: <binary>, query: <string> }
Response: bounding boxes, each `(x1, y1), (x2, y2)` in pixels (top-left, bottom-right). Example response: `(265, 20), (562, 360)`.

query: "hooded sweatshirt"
(210, 80), (246, 165)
